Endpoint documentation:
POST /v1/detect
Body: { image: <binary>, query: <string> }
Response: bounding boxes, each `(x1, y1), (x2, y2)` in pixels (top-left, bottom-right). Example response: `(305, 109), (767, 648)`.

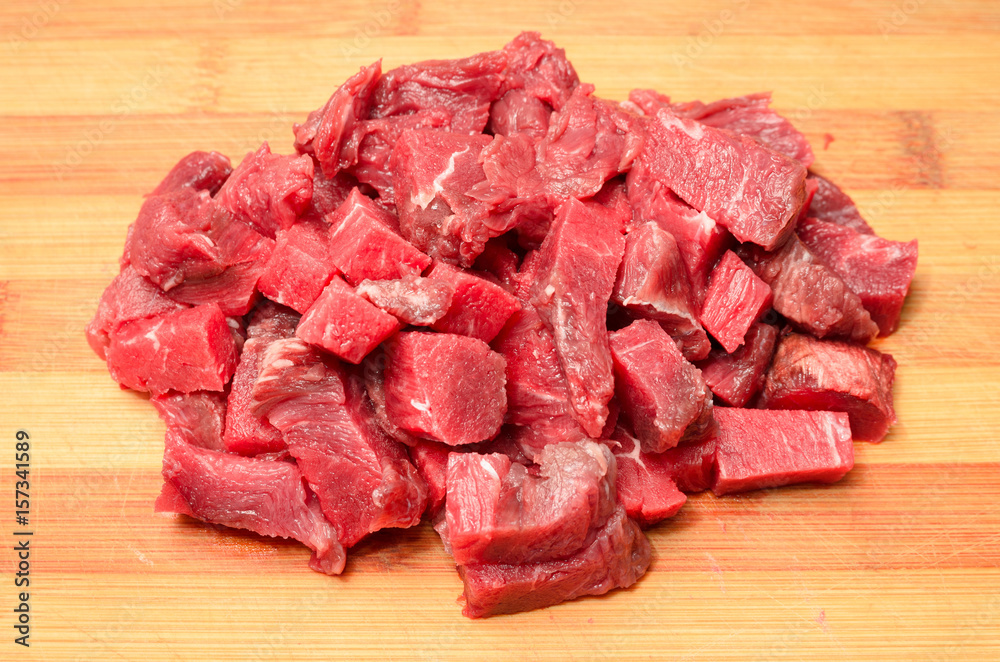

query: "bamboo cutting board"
(2, 1), (1000, 659)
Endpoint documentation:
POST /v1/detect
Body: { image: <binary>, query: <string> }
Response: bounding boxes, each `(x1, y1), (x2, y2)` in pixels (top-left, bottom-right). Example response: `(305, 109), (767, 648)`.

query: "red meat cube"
(157, 434), (345, 575)
(150, 391), (228, 452)
(382, 332), (507, 446)
(657, 437), (718, 494)
(295, 276), (401, 365)
(151, 150), (232, 197)
(637, 110), (807, 250)
(427, 262), (520, 342)
(456, 506), (649, 618)
(607, 425), (687, 528)
(609, 320), (716, 453)
(699, 322), (779, 408)
(356, 274), (454, 326)
(105, 303), (238, 394)
(407, 439), (453, 519)
(806, 174), (875, 235)
(711, 408), (854, 496)
(442, 441), (616, 565)
(761, 332), (898, 442)
(530, 198), (626, 438)
(797, 217), (918, 336)
(700, 250), (773, 353)
(258, 220), (337, 314)
(327, 188), (432, 284)
(739, 235), (879, 344)
(612, 221), (710, 361)
(252, 337), (427, 547)
(215, 142), (313, 239)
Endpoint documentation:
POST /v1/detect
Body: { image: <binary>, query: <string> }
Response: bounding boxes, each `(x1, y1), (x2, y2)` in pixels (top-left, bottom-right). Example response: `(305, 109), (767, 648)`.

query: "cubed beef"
(443, 441), (616, 565)
(739, 235), (879, 344)
(105, 303), (238, 394)
(257, 220), (337, 314)
(797, 217), (918, 336)
(609, 320), (716, 452)
(151, 150), (232, 197)
(500, 31), (579, 111)
(215, 142), (314, 239)
(637, 110), (807, 250)
(806, 174), (875, 235)
(700, 250), (773, 353)
(383, 332), (507, 445)
(427, 261), (520, 342)
(157, 433), (345, 575)
(607, 425), (687, 528)
(406, 439), (453, 519)
(151, 391), (228, 452)
(657, 437), (718, 493)
(699, 322), (779, 408)
(530, 198), (626, 437)
(327, 188), (433, 284)
(456, 506), (649, 618)
(612, 221), (710, 361)
(295, 276), (401, 364)
(761, 332), (897, 442)
(711, 408), (854, 495)
(356, 274), (454, 326)
(252, 337), (427, 547)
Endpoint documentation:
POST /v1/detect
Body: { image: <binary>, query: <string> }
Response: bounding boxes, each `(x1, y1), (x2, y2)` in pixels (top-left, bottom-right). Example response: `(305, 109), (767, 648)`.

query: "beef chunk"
(426, 261), (520, 342)
(258, 220), (337, 314)
(151, 150), (232, 197)
(607, 425), (687, 528)
(356, 274), (454, 326)
(151, 391), (228, 452)
(806, 174), (875, 235)
(699, 322), (779, 408)
(700, 250), (773, 353)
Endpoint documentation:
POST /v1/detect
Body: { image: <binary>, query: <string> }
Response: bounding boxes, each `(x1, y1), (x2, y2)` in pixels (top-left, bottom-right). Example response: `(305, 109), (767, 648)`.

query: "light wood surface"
(2, 1), (999, 659)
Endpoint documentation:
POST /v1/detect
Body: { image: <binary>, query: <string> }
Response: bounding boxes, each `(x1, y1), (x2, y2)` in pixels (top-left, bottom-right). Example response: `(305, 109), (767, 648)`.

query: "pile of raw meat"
(87, 32), (917, 618)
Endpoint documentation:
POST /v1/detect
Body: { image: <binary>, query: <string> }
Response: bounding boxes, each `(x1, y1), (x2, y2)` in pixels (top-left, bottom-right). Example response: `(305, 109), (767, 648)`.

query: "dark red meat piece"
(500, 31), (579, 111)
(356, 274), (454, 326)
(699, 322), (779, 408)
(530, 198), (626, 437)
(760, 332), (897, 442)
(151, 150), (232, 197)
(383, 332), (507, 445)
(609, 320), (716, 453)
(151, 391), (228, 452)
(607, 425), (687, 528)
(797, 217), (918, 336)
(739, 235), (879, 344)
(427, 261), (520, 342)
(257, 220), (337, 314)
(700, 250), (773, 353)
(711, 408), (854, 496)
(407, 439), (453, 519)
(472, 237), (521, 292)
(806, 174), (875, 235)
(657, 438), (718, 494)
(489, 89), (551, 139)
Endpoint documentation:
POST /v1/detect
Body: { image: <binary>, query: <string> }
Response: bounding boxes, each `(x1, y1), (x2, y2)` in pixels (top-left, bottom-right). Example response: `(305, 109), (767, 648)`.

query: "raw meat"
(761, 332), (897, 442)
(382, 332), (507, 445)
(806, 174), (875, 235)
(530, 198), (626, 437)
(151, 391), (228, 452)
(427, 261), (520, 342)
(609, 320), (716, 452)
(797, 217), (918, 336)
(637, 110), (807, 250)
(657, 438), (718, 494)
(456, 506), (650, 618)
(257, 220), (337, 314)
(406, 439), (453, 519)
(739, 235), (879, 344)
(151, 150), (232, 197)
(500, 31), (578, 111)
(711, 408), (854, 495)
(699, 322), (779, 408)
(356, 274), (454, 326)
(607, 425), (687, 528)
(699, 250), (773, 353)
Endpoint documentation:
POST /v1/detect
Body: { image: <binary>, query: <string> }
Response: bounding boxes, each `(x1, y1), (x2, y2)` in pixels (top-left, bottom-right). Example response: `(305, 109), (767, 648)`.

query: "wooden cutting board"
(2, 1), (999, 659)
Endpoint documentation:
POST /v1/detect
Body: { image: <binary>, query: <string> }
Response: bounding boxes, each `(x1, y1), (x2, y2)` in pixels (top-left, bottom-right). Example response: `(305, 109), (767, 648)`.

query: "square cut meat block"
(625, 161), (731, 305)
(86, 265), (188, 360)
(391, 129), (501, 267)
(607, 425), (687, 528)
(609, 320), (716, 453)
(761, 332), (897, 442)
(656, 437), (718, 494)
(157, 433), (345, 575)
(639, 110), (807, 251)
(151, 150), (232, 197)
(711, 408), (854, 496)
(700, 250), (773, 353)
(797, 217), (918, 336)
(612, 222), (710, 361)
(427, 262), (520, 342)
(252, 338), (427, 547)
(105, 303), (238, 394)
(223, 304), (300, 456)
(806, 174), (875, 235)
(383, 332), (507, 446)
(356, 274), (454, 326)
(442, 441), (616, 565)
(214, 142), (314, 239)
(327, 188), (433, 285)
(739, 235), (879, 344)
(295, 276), (401, 365)
(530, 198), (626, 438)
(699, 322), (779, 408)
(151, 391), (228, 452)
(258, 220), (337, 314)
(456, 506), (650, 618)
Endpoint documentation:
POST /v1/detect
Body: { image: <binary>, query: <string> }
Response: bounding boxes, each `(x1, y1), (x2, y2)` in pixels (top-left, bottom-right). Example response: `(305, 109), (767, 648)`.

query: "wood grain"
(2, 1), (999, 659)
